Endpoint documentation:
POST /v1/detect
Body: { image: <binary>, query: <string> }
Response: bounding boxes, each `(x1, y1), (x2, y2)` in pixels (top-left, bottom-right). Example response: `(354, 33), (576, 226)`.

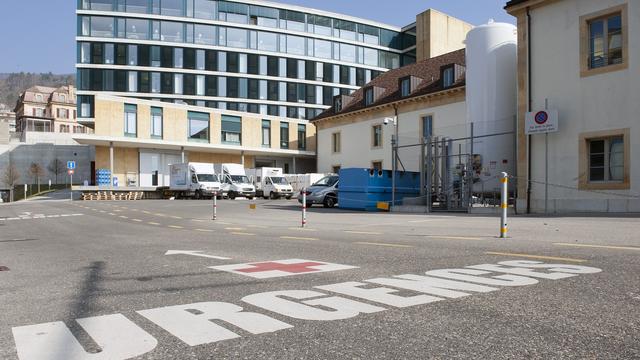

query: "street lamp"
(384, 115), (398, 209)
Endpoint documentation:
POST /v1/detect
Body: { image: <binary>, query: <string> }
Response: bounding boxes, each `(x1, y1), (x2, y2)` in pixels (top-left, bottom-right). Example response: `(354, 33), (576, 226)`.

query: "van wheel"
(323, 195), (336, 208)
(269, 192), (279, 200)
(285, 196), (292, 200)
(228, 192), (236, 200)
(194, 190), (202, 200)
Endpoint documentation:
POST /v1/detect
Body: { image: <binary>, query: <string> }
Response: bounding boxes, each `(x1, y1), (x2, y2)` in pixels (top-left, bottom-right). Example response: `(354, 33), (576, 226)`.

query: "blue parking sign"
(67, 161), (76, 170)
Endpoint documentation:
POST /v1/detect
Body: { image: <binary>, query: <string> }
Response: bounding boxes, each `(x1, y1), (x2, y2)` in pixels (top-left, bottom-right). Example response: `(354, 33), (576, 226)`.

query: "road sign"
(67, 170), (74, 175)
(67, 161), (76, 170)
(525, 109), (558, 134)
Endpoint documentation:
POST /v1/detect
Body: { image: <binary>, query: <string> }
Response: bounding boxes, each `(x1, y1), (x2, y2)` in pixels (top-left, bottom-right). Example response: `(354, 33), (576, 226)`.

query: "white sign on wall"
(525, 109), (558, 135)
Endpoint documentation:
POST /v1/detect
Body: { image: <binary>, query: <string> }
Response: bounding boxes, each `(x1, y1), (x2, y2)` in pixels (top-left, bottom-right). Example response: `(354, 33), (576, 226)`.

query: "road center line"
(132, 219), (143, 222)
(356, 242), (413, 248)
(280, 236), (319, 241)
(231, 232), (256, 236)
(554, 243), (640, 251)
(424, 235), (484, 241)
(225, 227), (245, 231)
(485, 251), (587, 263)
(148, 222), (160, 226)
(345, 231), (383, 235)
(168, 225), (184, 229)
(195, 229), (213, 232)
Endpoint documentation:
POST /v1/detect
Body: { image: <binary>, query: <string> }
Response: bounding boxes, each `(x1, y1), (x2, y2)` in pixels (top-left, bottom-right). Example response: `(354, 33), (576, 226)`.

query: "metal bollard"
(213, 192), (218, 220)
(24, 184), (27, 200)
(301, 188), (307, 228)
(500, 172), (508, 238)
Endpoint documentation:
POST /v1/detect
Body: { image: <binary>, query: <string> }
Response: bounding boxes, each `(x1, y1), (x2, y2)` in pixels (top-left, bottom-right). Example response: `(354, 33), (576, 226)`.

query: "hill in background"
(0, 73), (75, 108)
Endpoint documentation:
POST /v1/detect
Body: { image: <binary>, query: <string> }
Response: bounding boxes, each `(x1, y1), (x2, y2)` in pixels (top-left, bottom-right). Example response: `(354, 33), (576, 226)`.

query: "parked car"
(297, 175), (339, 208)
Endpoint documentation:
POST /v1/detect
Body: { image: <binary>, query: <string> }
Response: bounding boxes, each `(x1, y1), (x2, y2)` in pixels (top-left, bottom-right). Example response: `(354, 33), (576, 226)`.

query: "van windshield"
(197, 174), (218, 182)
(313, 176), (339, 187)
(230, 175), (250, 184)
(270, 177), (289, 185)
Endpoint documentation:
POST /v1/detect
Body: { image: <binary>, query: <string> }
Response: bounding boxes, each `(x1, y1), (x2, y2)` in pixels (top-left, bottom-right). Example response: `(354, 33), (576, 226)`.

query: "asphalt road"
(0, 197), (639, 359)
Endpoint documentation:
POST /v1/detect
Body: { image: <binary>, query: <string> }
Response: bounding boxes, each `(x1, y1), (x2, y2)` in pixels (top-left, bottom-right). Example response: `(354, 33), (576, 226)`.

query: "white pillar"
(181, 147), (185, 163)
(241, 151), (245, 166)
(292, 157), (297, 174)
(109, 141), (114, 186)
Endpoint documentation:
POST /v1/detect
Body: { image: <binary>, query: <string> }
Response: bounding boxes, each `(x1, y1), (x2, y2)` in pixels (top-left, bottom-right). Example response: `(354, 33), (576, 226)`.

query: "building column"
(241, 151), (245, 166)
(109, 141), (114, 186)
(181, 146), (185, 163)
(292, 157), (297, 174)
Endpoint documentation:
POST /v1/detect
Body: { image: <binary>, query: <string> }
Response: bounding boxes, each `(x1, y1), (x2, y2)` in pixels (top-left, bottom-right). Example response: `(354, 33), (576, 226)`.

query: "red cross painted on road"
(236, 261), (325, 274)
(210, 259), (358, 279)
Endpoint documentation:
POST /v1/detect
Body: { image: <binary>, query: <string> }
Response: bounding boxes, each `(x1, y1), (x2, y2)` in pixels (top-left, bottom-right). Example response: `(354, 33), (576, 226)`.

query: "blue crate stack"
(96, 169), (111, 187)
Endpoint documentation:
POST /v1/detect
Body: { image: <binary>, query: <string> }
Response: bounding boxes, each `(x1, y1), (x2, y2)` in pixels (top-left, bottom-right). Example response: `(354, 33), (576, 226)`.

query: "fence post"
(302, 188), (307, 228)
(213, 192), (217, 221)
(24, 184), (27, 200)
(500, 172), (508, 238)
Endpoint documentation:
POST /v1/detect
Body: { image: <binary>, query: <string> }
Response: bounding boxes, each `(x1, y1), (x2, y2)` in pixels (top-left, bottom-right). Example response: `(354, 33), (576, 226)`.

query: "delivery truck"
(247, 167), (294, 199)
(214, 163), (256, 200)
(168, 163), (222, 199)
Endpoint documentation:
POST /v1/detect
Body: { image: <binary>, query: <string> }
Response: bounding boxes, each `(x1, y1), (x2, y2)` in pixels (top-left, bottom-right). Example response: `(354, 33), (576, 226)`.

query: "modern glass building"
(76, 0), (417, 124)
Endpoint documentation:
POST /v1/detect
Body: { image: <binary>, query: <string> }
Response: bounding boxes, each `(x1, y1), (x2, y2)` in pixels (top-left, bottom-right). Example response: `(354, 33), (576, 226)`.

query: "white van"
(169, 163), (222, 199)
(214, 163), (256, 200)
(248, 167), (294, 200)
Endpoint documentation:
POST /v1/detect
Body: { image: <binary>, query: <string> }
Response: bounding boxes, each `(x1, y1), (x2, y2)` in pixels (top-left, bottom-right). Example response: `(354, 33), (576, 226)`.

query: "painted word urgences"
(12, 260), (602, 360)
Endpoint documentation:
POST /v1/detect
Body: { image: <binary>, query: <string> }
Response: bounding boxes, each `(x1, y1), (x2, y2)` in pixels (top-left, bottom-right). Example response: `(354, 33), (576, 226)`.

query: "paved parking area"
(0, 198), (639, 359)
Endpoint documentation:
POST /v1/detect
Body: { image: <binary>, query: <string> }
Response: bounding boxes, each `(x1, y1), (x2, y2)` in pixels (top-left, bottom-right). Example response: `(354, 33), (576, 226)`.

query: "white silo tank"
(465, 20), (517, 195)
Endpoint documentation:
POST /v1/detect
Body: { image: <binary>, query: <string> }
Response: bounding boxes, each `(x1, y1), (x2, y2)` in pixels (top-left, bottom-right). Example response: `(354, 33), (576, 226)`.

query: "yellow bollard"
(249, 203), (256, 210)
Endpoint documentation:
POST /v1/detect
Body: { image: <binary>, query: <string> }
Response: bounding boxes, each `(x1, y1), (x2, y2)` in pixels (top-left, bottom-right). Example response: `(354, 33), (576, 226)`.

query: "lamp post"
(385, 115), (398, 209)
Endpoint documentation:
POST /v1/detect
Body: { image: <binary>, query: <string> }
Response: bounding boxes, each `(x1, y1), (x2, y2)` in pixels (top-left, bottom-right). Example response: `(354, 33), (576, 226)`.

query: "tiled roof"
(312, 49), (466, 122)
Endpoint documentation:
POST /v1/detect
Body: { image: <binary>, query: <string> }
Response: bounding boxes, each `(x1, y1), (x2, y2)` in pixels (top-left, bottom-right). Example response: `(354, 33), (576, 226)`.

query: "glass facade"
(77, 0), (414, 120)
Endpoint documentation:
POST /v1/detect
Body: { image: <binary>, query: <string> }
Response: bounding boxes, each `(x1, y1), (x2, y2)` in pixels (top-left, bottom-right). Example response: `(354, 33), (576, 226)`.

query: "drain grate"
(0, 266), (9, 271)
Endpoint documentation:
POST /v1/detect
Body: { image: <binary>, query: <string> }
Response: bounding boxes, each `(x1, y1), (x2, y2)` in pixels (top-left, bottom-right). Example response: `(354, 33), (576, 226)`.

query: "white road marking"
(12, 314), (158, 360)
(165, 250), (231, 260)
(0, 214), (83, 221)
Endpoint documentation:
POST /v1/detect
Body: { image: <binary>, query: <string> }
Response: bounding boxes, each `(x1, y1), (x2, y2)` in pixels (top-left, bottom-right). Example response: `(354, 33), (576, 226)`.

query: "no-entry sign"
(525, 109), (558, 134)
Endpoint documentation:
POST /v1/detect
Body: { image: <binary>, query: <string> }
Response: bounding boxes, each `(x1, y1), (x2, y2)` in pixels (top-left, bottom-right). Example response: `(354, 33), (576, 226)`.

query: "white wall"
(528, 0), (639, 212)
(317, 101), (467, 173)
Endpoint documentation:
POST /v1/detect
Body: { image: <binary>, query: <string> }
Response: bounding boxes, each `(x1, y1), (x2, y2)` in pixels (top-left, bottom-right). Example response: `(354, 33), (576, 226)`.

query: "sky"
(0, 0), (514, 74)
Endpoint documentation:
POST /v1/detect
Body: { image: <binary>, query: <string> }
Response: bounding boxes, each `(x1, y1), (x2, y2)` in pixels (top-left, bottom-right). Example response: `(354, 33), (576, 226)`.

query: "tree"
(2, 164), (20, 202)
(47, 158), (66, 184)
(29, 162), (45, 194)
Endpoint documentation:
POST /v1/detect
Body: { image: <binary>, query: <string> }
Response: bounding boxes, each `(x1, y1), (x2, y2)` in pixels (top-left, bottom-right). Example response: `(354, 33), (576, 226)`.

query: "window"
(128, 71), (138, 92)
(161, 0), (184, 17)
(262, 120), (271, 147)
(188, 111), (209, 142)
(126, 18), (149, 40)
(340, 43), (356, 63)
(280, 122), (289, 149)
(588, 14), (622, 69)
(257, 32), (278, 52)
(194, 0), (216, 20)
(151, 72), (161, 93)
(579, 129), (629, 190)
(364, 88), (375, 106)
(104, 43), (114, 64)
(334, 96), (342, 113)
(588, 137), (623, 182)
(372, 161), (383, 171)
(80, 43), (91, 64)
(442, 67), (454, 88)
(298, 124), (306, 150)
(400, 77), (411, 97)
(126, 0), (148, 13)
(286, 35), (305, 56)
(151, 107), (163, 139)
(372, 124), (382, 148)
(128, 45), (138, 66)
(161, 21), (184, 42)
(221, 115), (241, 144)
(314, 39), (332, 59)
(218, 1), (248, 23)
(124, 104), (137, 137)
(422, 115), (433, 139)
(332, 132), (341, 153)
(226, 28), (248, 48)
(90, 16), (114, 37)
(194, 24), (215, 45)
